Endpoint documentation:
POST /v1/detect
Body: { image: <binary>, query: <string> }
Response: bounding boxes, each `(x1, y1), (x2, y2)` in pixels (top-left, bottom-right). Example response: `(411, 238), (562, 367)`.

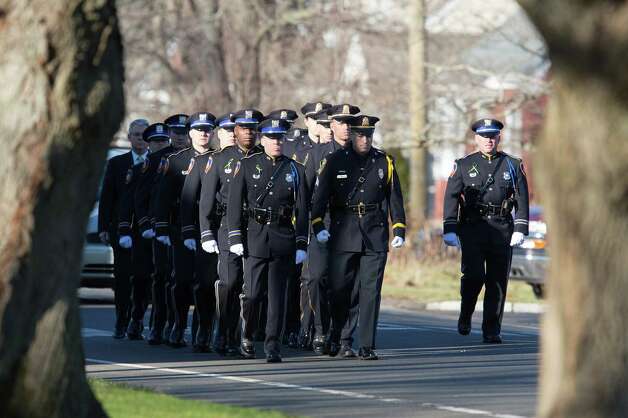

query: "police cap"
(188, 112), (216, 130)
(232, 109), (264, 126)
(301, 102), (332, 117)
(350, 115), (380, 136)
(259, 119), (290, 138)
(142, 123), (170, 142)
(265, 109), (298, 123)
(328, 104), (360, 121)
(216, 112), (236, 130)
(471, 118), (504, 138)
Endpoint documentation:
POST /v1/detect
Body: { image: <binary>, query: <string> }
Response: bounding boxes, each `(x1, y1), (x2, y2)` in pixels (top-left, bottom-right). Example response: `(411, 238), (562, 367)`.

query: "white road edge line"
(85, 357), (529, 418)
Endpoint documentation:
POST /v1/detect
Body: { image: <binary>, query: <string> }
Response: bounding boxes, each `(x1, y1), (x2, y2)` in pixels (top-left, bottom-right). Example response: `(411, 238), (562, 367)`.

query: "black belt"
(464, 201), (512, 221)
(249, 207), (293, 224)
(335, 202), (381, 218)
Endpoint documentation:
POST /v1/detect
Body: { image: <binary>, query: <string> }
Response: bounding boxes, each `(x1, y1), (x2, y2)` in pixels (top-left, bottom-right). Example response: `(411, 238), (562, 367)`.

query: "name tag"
(336, 174), (348, 179)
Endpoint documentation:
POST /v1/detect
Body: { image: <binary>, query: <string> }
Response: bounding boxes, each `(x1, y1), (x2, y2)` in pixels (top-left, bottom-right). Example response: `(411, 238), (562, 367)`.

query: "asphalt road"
(81, 289), (539, 418)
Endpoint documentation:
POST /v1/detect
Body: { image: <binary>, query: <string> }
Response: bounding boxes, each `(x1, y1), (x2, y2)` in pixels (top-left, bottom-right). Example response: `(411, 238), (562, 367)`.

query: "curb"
(382, 299), (544, 314)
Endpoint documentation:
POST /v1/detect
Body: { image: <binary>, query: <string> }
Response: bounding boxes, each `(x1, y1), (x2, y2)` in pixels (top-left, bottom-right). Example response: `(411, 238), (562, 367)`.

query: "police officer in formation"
(103, 103), (414, 362)
(443, 118), (529, 344)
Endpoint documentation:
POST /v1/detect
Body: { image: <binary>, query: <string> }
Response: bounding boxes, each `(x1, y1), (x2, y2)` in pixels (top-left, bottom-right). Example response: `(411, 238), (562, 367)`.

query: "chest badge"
(503, 171), (511, 181)
(468, 164), (479, 178)
(224, 158), (234, 174)
(285, 172), (293, 183)
(253, 164), (262, 180)
(378, 168), (384, 179)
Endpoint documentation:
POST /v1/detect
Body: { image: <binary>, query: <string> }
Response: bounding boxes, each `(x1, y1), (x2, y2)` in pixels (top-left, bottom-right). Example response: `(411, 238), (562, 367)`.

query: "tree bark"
(0, 1), (124, 417)
(516, 1), (628, 417)
(408, 0), (427, 227)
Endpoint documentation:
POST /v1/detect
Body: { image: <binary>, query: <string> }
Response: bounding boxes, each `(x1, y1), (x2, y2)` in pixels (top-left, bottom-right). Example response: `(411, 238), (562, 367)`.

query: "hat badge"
(156, 125), (164, 133)
(245, 110), (253, 119)
(315, 103), (323, 112)
(484, 119), (492, 126)
(179, 116), (186, 124)
(200, 113), (207, 121)
(362, 116), (369, 127)
(280, 110), (287, 119)
(342, 104), (350, 114)
(272, 120), (280, 128)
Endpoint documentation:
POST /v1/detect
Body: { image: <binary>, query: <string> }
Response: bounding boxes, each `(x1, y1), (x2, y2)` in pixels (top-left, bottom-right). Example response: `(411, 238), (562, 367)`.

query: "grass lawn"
(90, 379), (294, 418)
(382, 253), (539, 304)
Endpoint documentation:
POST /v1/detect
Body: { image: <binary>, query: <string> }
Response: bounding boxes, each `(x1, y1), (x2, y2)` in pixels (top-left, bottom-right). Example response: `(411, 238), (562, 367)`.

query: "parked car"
(509, 205), (548, 298)
(80, 147), (129, 288)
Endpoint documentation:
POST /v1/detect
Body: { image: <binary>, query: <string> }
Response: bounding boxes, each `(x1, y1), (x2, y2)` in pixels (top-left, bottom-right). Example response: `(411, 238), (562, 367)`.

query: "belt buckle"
(357, 202), (366, 218)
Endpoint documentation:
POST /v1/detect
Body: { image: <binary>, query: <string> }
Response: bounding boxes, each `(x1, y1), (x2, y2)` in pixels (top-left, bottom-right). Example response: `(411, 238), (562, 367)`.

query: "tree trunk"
(408, 0), (427, 227)
(516, 1), (628, 417)
(0, 1), (124, 417)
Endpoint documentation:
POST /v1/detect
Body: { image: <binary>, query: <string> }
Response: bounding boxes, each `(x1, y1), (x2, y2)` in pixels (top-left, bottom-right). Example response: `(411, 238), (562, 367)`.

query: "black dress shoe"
(127, 320), (144, 340)
(340, 345), (356, 358)
(147, 327), (163, 345)
(483, 334), (502, 344)
(240, 340), (256, 359)
(358, 347), (379, 360)
(328, 342), (340, 357)
(169, 326), (187, 348)
(298, 331), (313, 350)
(193, 329), (210, 353)
(266, 352), (282, 363)
(112, 326), (126, 339)
(287, 332), (299, 349)
(458, 317), (472, 336)
(312, 336), (328, 355)
(162, 323), (173, 341)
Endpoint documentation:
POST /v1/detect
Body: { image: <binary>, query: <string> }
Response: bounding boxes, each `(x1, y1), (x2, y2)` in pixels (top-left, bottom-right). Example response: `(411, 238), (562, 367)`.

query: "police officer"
(155, 112), (218, 350)
(311, 115), (406, 360)
(99, 119), (149, 339)
(227, 118), (309, 363)
(214, 113), (237, 149)
(303, 104), (360, 356)
(442, 118), (529, 344)
(118, 122), (174, 340)
(198, 109), (264, 355)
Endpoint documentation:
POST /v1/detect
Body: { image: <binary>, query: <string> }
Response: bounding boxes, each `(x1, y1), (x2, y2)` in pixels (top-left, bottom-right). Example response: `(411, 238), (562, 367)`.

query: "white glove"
(316, 229), (330, 243)
(184, 239), (197, 251)
(391, 236), (404, 248)
(156, 235), (171, 246)
(202, 240), (219, 254)
(230, 243), (244, 256)
(295, 249), (307, 265)
(119, 235), (132, 249)
(510, 232), (525, 247)
(443, 232), (460, 248)
(142, 229), (155, 239)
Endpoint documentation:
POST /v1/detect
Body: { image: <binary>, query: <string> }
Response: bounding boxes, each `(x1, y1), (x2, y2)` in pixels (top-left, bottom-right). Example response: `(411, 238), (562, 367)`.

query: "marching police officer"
(118, 122), (174, 340)
(311, 115), (406, 360)
(141, 114), (189, 345)
(227, 118), (309, 363)
(155, 112), (218, 350)
(99, 119), (149, 339)
(442, 118), (529, 344)
(198, 109), (264, 355)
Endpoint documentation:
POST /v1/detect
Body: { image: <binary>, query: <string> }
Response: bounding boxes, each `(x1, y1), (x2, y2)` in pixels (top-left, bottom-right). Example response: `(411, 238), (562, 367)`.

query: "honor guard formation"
(98, 104), (529, 363)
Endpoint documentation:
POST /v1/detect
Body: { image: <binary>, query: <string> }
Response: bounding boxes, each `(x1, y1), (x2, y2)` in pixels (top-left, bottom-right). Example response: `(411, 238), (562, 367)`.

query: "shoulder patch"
(157, 156), (167, 174)
(125, 168), (133, 184)
(205, 156), (213, 174)
(141, 159), (149, 173)
(183, 158), (195, 175)
(318, 157), (328, 175)
(234, 161), (241, 177)
(520, 161), (527, 177)
(449, 162), (457, 178)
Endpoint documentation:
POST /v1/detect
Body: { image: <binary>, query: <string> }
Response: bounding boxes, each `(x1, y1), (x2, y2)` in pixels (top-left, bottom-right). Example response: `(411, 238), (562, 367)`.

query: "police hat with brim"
(351, 115), (380, 136)
(233, 109), (264, 126)
(266, 109), (298, 124)
(143, 123), (170, 142)
(311, 109), (331, 127)
(164, 114), (189, 132)
(301, 101), (332, 117)
(216, 113), (236, 130)
(328, 104), (360, 122)
(471, 118), (504, 137)
(259, 119), (290, 138)
(188, 112), (216, 130)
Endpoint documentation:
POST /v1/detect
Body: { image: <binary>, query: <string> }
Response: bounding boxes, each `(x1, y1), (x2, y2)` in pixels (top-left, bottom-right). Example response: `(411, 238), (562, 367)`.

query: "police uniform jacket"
(311, 146), (406, 253)
(227, 153), (309, 258)
(179, 150), (214, 241)
(304, 139), (346, 195)
(154, 147), (205, 237)
(443, 151), (529, 237)
(99, 151), (134, 235)
(198, 144), (263, 250)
